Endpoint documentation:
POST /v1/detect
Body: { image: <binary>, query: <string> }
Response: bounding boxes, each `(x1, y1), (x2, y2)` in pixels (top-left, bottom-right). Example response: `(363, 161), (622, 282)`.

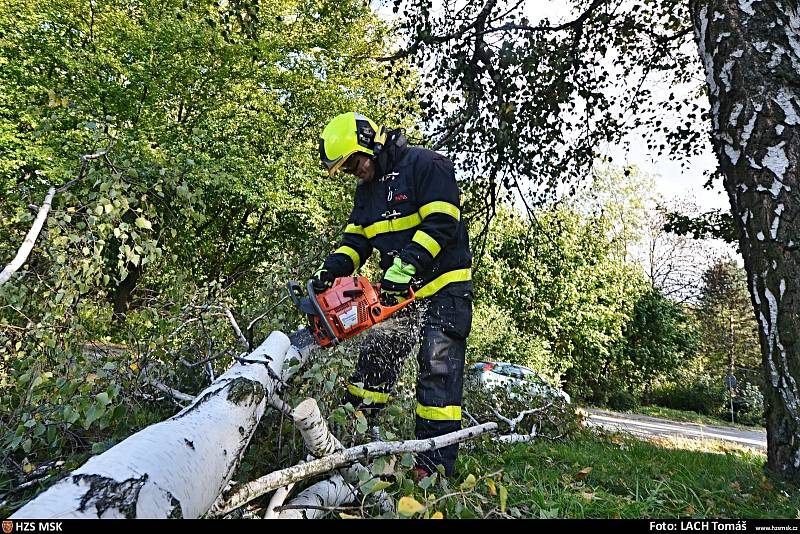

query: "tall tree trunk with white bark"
(691, 0), (800, 480)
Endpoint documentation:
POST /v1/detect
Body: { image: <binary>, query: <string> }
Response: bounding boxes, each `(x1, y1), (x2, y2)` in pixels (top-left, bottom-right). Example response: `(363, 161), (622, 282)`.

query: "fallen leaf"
(339, 512), (361, 519)
(580, 492), (596, 501)
(685, 505), (695, 515)
(730, 481), (741, 491)
(398, 496), (426, 516)
(430, 511), (444, 519)
(22, 462), (34, 474)
(575, 467), (593, 480)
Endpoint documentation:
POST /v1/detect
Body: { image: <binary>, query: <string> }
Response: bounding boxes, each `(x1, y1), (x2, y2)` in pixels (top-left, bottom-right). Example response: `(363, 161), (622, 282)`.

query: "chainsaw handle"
(287, 281), (304, 309)
(306, 279), (339, 346)
(374, 285), (416, 318)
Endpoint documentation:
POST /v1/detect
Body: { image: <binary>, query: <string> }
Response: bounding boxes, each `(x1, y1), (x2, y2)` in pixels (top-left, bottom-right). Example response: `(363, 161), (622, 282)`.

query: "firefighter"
(312, 112), (473, 477)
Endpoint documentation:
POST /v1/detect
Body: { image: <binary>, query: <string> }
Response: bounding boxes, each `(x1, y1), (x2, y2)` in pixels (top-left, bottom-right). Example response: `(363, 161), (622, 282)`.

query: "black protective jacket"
(324, 131), (472, 298)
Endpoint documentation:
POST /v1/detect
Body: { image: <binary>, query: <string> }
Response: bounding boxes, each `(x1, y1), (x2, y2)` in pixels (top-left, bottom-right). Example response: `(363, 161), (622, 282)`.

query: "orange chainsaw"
(287, 276), (415, 350)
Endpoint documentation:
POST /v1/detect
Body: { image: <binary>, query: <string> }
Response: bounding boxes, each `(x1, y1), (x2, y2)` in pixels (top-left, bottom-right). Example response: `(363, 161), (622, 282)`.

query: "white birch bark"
(0, 188), (55, 287)
(212, 422), (498, 517)
(273, 398), (392, 518)
(11, 331), (291, 519)
(691, 0), (800, 478)
(263, 484), (294, 519)
(276, 475), (355, 519)
(1, 148), (110, 288)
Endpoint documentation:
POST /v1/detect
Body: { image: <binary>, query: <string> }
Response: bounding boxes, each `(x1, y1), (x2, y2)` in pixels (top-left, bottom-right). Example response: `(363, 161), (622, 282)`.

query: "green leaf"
(135, 217), (152, 230)
(96, 392), (111, 406)
(361, 479), (392, 495)
(84, 404), (105, 429)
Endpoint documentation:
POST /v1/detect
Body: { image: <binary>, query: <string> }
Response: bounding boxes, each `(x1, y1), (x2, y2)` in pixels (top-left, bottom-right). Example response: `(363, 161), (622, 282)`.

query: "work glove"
(380, 257), (415, 306)
(310, 263), (336, 293)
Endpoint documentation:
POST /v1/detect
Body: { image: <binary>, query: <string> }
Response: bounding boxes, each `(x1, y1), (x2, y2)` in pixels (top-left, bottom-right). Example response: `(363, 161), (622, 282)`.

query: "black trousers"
(343, 290), (473, 476)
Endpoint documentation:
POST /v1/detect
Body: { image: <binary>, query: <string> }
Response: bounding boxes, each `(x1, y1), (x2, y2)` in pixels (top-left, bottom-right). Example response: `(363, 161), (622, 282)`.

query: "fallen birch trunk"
(11, 331), (293, 519)
(273, 399), (391, 518)
(276, 475), (355, 519)
(495, 429), (538, 444)
(212, 422), (498, 517)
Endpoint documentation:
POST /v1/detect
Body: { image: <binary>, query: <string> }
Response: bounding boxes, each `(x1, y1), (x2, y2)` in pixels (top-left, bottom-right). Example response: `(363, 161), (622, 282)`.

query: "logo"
(2, 520), (13, 534)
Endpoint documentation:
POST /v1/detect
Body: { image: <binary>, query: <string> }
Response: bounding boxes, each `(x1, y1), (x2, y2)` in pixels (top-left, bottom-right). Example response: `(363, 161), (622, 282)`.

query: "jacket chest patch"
(387, 187), (409, 203)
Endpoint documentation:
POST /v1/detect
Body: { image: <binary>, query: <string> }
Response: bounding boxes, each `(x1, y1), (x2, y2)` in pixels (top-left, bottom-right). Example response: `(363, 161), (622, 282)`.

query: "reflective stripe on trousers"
(342, 291), (472, 476)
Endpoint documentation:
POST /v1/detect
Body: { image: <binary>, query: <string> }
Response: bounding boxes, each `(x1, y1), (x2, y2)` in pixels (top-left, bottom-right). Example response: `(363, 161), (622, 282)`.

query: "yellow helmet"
(319, 112), (380, 176)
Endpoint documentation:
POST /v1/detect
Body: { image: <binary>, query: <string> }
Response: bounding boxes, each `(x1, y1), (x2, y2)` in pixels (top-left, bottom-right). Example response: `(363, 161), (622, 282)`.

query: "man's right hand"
(310, 265), (336, 293)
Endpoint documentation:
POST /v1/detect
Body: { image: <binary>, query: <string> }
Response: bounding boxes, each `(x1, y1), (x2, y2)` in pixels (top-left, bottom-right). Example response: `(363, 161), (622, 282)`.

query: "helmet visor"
(319, 146), (363, 176)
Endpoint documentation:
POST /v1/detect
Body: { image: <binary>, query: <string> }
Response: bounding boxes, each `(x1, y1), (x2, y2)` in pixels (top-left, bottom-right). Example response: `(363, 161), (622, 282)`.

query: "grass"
(454, 429), (797, 519)
(626, 405), (765, 431)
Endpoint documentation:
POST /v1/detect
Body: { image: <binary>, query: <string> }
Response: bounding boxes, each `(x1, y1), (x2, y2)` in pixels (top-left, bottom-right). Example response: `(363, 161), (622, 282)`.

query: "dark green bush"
(733, 382), (765, 426)
(651, 376), (726, 416)
(606, 389), (639, 412)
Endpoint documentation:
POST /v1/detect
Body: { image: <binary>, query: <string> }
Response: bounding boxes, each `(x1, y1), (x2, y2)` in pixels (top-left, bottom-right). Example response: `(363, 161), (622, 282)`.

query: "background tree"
(378, 0), (800, 479)
(618, 289), (700, 403)
(0, 0), (413, 471)
(696, 258), (763, 390)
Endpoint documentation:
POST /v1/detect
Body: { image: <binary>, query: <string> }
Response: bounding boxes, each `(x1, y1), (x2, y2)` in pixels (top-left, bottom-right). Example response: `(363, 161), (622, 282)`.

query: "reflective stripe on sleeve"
(419, 201), (460, 221)
(334, 246), (361, 270)
(345, 223), (366, 237)
(412, 230), (442, 258)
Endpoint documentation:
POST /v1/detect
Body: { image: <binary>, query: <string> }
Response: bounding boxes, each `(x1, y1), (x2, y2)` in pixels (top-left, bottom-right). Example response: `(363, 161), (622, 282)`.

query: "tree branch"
(0, 188), (55, 288)
(209, 422), (498, 517)
(0, 146), (113, 288)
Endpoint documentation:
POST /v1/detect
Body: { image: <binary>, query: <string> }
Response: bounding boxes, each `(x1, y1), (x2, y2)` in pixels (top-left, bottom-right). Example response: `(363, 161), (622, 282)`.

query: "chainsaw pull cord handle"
(306, 278), (339, 346)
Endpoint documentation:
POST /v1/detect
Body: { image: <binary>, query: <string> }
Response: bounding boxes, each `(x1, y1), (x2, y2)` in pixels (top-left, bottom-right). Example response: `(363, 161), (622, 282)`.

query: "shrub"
(606, 389), (639, 412)
(651, 376), (726, 416)
(733, 382), (765, 426)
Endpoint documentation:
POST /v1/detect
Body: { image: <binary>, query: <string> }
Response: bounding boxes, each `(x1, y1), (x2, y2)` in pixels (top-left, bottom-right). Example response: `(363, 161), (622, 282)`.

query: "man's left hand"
(380, 257), (416, 305)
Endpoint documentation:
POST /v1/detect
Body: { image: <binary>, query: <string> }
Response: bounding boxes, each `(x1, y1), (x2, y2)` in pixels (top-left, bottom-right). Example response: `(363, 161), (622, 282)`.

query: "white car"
(467, 361), (571, 404)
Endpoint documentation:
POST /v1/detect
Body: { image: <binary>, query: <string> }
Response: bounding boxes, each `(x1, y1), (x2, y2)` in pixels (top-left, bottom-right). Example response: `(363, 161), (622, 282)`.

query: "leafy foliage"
(0, 0), (414, 485)
(383, 0), (704, 233)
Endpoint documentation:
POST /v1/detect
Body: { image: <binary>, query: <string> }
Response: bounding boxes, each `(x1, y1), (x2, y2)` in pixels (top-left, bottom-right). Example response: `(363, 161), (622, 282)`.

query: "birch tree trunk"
(691, 0), (800, 480)
(11, 331), (293, 518)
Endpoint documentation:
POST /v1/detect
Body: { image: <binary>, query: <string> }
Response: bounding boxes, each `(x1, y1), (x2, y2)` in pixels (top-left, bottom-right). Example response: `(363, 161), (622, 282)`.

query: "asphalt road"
(586, 408), (767, 450)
